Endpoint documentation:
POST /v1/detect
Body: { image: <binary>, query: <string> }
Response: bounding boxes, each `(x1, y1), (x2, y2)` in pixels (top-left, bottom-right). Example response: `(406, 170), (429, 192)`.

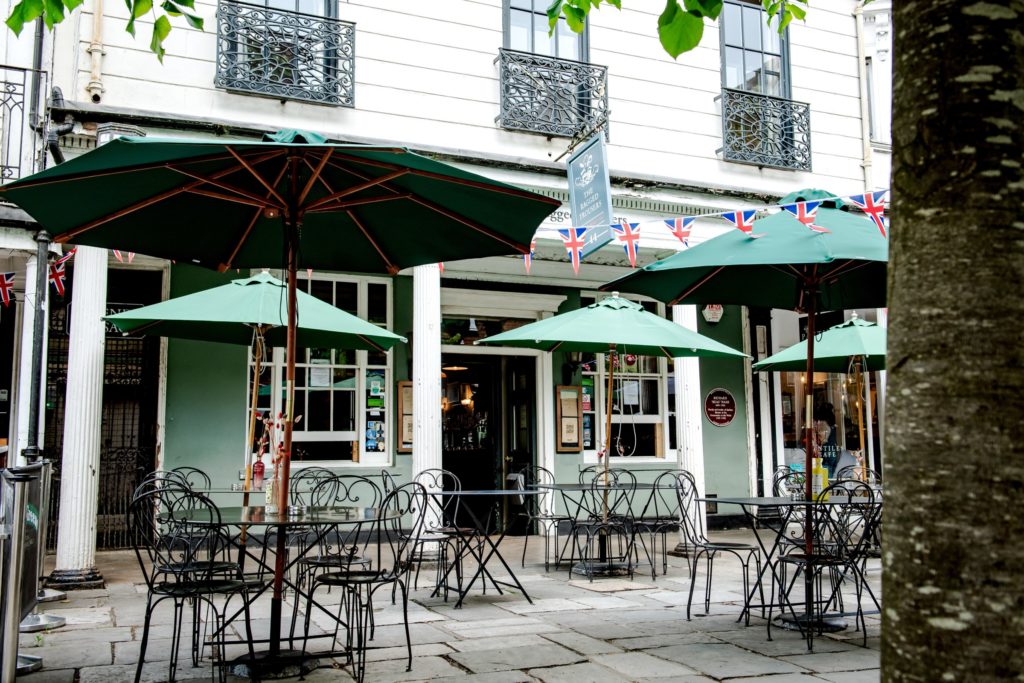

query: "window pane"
(296, 0), (319, 15)
(742, 5), (762, 50)
(307, 388), (330, 431)
(509, 8), (531, 50)
(335, 281), (358, 315)
(291, 389), (305, 430)
(534, 20), (556, 56)
(368, 283), (388, 325)
(764, 54), (783, 96)
(724, 47), (744, 89)
(763, 17), (781, 54)
(557, 20), (580, 60)
(509, 0), (531, 9)
(333, 390), (355, 431)
(744, 49), (763, 92)
(641, 379), (660, 414)
(310, 278), (332, 304)
(722, 2), (742, 46)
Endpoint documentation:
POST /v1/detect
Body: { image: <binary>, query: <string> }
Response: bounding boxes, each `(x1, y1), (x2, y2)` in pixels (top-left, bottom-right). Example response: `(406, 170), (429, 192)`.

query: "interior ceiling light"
(442, 365), (468, 371)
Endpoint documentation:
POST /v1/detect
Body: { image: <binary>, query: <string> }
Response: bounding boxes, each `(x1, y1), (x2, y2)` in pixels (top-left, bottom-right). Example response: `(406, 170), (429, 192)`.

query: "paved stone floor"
(19, 531), (881, 682)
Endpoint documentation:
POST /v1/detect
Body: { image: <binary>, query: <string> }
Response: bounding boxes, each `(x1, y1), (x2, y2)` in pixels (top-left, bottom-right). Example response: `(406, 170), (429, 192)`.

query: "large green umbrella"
(606, 189), (888, 585)
(478, 294), (745, 530)
(0, 129), (558, 671)
(752, 317), (885, 373)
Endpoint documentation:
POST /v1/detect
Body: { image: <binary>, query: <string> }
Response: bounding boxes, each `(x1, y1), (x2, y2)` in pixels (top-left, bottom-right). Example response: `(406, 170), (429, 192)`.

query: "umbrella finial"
(851, 311), (859, 320)
(612, 291), (619, 298)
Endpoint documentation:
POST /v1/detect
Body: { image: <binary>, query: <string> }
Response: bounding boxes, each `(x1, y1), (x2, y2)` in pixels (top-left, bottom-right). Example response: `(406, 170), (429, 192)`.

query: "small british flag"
(611, 222), (641, 268)
(559, 227), (587, 275)
(665, 217), (695, 247)
(781, 201), (830, 234)
(524, 238), (537, 275)
(49, 248), (76, 297)
(112, 249), (135, 263)
(0, 272), (15, 307)
(722, 209), (758, 235)
(848, 190), (888, 237)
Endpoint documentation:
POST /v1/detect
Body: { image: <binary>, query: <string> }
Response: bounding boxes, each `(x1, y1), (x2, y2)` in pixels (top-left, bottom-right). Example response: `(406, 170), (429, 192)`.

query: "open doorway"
(441, 353), (535, 530)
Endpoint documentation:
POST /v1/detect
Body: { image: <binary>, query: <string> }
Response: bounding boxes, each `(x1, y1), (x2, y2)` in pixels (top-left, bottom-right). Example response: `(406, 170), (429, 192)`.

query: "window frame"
(719, 0), (791, 99)
(246, 271), (394, 467)
(503, 0), (589, 62)
(579, 292), (673, 464)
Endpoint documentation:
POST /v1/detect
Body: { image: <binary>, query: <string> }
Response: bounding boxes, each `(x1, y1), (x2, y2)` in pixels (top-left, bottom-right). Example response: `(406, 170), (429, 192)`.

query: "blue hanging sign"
(567, 135), (614, 258)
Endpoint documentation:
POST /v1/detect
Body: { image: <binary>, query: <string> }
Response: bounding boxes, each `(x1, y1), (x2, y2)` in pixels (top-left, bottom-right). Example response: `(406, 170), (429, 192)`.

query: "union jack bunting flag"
(847, 190), (888, 237)
(49, 248), (76, 297)
(524, 238), (536, 275)
(781, 201), (830, 234)
(665, 216), (695, 246)
(722, 209), (758, 235)
(0, 272), (15, 307)
(611, 222), (641, 268)
(559, 227), (587, 275)
(112, 249), (135, 263)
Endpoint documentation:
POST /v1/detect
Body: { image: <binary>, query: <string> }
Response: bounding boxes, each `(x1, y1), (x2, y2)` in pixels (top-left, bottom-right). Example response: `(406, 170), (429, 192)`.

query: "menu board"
(556, 386), (583, 453)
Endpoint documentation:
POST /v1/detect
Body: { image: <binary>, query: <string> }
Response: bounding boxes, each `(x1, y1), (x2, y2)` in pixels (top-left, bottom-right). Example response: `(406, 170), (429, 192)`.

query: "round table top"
(175, 505), (399, 527)
(429, 489), (544, 497)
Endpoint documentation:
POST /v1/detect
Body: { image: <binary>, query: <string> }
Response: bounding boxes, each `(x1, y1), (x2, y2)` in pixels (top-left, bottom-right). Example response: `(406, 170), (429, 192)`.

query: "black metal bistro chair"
(169, 466), (212, 491)
(517, 465), (571, 571)
(569, 468), (644, 581)
(633, 470), (684, 577)
(301, 482), (428, 683)
(409, 468), (479, 600)
(675, 470), (763, 623)
(128, 484), (255, 683)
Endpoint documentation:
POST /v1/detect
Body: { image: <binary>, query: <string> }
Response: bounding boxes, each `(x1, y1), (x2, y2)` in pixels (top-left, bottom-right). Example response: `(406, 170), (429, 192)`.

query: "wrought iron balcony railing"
(717, 88), (811, 171)
(215, 0), (355, 107)
(1, 65), (29, 182)
(495, 48), (609, 138)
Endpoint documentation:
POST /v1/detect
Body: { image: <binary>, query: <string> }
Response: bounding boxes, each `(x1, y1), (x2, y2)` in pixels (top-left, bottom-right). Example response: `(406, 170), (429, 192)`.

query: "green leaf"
(132, 0), (151, 18)
(563, 4), (585, 31)
(779, 11), (793, 31)
(41, 0), (64, 29)
(161, 0), (181, 16)
(605, 0), (621, 7)
(63, 0), (85, 11)
(150, 13), (170, 61)
(683, 0), (722, 19)
(5, 0), (44, 35)
(183, 11), (201, 29)
(789, 3), (806, 20)
(658, 0), (704, 58)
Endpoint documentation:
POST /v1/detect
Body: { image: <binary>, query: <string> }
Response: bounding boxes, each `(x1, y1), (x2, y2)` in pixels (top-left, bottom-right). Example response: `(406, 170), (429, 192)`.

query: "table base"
(776, 613), (847, 633)
(20, 612), (66, 632)
(17, 654), (43, 675)
(229, 649), (320, 680)
(570, 561), (632, 578)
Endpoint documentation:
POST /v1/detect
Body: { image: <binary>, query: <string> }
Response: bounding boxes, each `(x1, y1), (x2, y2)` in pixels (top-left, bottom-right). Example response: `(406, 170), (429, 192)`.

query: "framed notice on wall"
(556, 385), (583, 453)
(397, 381), (413, 453)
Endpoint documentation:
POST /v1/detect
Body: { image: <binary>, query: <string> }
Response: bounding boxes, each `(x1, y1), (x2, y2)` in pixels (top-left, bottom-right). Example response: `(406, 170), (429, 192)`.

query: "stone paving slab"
(591, 651), (700, 679)
(541, 631), (624, 655)
(527, 662), (633, 683)
(644, 642), (809, 679)
(448, 634), (553, 653)
(779, 646), (882, 674)
(449, 643), (585, 674)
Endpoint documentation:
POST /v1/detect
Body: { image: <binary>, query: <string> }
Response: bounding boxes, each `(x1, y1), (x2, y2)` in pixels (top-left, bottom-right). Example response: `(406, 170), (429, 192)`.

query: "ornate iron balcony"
(718, 88), (811, 171)
(495, 48), (609, 138)
(1, 65), (29, 182)
(215, 0), (355, 107)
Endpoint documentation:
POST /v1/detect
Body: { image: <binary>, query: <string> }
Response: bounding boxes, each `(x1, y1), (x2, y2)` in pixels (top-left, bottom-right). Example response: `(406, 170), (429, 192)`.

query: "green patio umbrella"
(751, 316), (885, 373)
(478, 294), (746, 526)
(0, 129), (558, 672)
(606, 189), (888, 579)
(753, 315), (885, 472)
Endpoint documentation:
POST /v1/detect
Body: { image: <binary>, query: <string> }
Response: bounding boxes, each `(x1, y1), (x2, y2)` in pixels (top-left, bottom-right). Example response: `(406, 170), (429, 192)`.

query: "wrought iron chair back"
(289, 466), (336, 505)
(381, 468), (398, 495)
(169, 466), (211, 491)
(835, 465), (882, 486)
(413, 468), (463, 533)
(673, 470), (710, 547)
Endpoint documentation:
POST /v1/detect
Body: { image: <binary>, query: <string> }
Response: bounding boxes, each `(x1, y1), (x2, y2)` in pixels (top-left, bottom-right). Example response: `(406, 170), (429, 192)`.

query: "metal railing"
(717, 88), (811, 171)
(1, 65), (30, 182)
(215, 0), (355, 107)
(495, 48), (609, 138)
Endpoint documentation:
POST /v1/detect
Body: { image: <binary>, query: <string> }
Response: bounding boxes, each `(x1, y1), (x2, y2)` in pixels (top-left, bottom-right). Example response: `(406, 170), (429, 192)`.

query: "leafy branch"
(6, 0), (203, 62)
(547, 0), (810, 58)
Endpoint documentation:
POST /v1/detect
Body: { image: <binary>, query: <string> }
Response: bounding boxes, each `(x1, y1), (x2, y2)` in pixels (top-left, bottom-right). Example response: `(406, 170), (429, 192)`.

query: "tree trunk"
(883, 1), (1024, 681)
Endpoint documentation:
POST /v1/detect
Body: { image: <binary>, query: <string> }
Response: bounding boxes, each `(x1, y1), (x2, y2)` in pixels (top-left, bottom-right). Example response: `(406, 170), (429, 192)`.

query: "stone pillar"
(411, 264), (442, 480)
(47, 123), (143, 589)
(14, 253), (48, 465)
(672, 304), (706, 555)
(47, 245), (108, 589)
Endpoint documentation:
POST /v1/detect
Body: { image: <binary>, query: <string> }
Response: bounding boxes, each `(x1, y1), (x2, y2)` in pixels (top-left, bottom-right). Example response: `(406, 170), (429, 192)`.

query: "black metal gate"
(45, 266), (162, 550)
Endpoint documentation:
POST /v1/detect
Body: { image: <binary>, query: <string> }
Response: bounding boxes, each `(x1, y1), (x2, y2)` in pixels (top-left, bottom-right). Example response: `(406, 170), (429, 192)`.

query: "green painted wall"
(697, 306), (753, 502)
(163, 265), (247, 492)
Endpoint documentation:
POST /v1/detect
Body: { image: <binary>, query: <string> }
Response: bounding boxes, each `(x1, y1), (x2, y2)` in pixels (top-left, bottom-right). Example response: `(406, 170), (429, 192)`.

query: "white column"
(673, 305), (707, 550)
(48, 246), (107, 588)
(14, 254), (48, 465)
(411, 264), (442, 480)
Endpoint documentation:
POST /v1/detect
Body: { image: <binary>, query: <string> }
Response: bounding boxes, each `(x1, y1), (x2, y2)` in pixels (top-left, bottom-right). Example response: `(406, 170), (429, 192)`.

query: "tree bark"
(884, 1), (1024, 680)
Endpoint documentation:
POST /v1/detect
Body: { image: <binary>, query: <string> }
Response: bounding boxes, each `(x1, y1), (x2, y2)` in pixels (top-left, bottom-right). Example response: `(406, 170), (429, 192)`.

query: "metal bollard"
(18, 464), (65, 634)
(1, 467), (44, 679)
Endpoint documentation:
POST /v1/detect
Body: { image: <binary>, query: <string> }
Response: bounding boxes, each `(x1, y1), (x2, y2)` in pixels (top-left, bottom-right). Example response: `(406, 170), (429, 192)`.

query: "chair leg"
(399, 580), (413, 671)
(704, 553), (714, 614)
(169, 598), (186, 683)
(686, 550), (701, 621)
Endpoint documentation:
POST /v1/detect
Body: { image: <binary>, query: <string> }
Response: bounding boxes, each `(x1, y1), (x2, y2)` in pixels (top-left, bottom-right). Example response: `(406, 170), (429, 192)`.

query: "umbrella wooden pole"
(855, 357), (867, 477)
(603, 345), (615, 524)
(803, 280), (817, 628)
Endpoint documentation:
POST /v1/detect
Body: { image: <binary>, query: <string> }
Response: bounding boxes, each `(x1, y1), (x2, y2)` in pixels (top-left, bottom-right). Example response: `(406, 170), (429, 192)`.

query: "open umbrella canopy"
(476, 294), (746, 359)
(752, 317), (885, 373)
(0, 130), (560, 272)
(604, 191), (888, 311)
(105, 271), (405, 351)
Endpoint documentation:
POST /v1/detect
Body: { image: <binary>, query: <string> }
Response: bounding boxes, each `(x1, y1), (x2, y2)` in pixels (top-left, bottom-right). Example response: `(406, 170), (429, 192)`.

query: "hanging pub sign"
(704, 388), (737, 427)
(702, 304), (724, 324)
(567, 135), (614, 258)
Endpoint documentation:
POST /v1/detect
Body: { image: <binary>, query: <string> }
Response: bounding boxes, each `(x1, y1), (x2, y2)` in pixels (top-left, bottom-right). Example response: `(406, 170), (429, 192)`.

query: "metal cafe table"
(699, 495), (882, 636)
(175, 504), (398, 679)
(430, 489), (544, 608)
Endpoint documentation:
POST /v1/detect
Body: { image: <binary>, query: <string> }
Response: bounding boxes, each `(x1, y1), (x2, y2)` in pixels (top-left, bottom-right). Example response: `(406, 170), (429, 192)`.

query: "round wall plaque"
(704, 388), (737, 427)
